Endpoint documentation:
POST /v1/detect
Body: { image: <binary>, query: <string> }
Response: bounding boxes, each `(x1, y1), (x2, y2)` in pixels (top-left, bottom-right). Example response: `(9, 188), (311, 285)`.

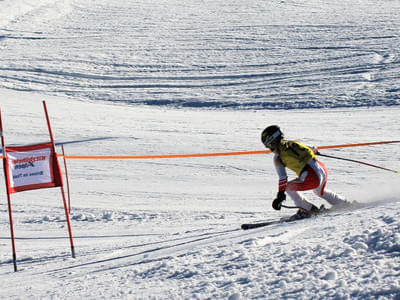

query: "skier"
(261, 125), (351, 219)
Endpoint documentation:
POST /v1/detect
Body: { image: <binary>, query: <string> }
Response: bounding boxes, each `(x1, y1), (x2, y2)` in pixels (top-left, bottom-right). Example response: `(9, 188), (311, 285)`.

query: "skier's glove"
(311, 146), (320, 155)
(272, 191), (286, 210)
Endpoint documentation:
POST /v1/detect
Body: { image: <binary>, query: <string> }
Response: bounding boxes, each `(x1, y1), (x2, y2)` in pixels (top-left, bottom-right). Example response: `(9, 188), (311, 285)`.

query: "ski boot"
(289, 204), (321, 221)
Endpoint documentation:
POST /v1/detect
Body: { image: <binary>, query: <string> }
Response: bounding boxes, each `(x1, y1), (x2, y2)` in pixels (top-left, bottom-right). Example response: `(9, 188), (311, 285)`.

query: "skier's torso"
(277, 140), (316, 176)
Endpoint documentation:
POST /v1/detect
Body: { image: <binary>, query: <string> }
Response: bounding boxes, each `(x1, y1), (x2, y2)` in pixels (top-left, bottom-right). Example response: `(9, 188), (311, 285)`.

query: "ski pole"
(317, 152), (399, 174)
(281, 204), (311, 213)
(281, 204), (300, 210)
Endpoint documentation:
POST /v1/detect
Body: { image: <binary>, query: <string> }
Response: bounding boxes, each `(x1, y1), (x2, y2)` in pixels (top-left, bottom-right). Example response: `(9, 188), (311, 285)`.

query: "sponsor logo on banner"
(8, 148), (52, 188)
(4, 142), (62, 193)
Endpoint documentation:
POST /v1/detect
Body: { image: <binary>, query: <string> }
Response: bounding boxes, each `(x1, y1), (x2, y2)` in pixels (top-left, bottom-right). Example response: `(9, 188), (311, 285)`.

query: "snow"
(0, 0), (400, 299)
(0, 0), (72, 28)
(1, 0), (399, 109)
(1, 90), (399, 299)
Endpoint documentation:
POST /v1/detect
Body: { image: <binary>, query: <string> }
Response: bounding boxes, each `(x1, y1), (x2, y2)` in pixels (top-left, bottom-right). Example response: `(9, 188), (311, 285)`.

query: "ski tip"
(241, 224), (250, 230)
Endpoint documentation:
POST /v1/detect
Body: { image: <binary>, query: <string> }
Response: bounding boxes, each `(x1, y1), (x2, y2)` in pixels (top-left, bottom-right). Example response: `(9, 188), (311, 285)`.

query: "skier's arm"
(272, 154), (287, 210)
(273, 154), (287, 191)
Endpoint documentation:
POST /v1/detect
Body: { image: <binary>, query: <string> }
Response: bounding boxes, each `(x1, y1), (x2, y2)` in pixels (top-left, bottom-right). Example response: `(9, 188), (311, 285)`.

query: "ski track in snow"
(2, 200), (400, 299)
(0, 0), (399, 109)
(0, 0), (400, 299)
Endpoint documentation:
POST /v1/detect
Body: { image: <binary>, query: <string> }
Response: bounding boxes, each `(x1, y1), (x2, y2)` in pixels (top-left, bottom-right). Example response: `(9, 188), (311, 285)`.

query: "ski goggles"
(262, 130), (281, 149)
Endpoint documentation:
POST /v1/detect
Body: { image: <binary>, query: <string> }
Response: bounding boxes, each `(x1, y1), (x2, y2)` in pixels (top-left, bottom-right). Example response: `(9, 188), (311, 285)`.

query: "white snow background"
(0, 0), (400, 299)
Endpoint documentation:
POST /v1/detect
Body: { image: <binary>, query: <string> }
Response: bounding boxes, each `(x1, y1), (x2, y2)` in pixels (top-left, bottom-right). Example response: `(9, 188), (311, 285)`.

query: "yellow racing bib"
(277, 140), (316, 176)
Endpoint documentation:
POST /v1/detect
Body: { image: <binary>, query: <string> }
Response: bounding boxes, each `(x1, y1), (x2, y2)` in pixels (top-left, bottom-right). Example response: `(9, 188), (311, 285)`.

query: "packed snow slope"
(0, 0), (400, 299)
(0, 0), (399, 109)
(0, 91), (399, 299)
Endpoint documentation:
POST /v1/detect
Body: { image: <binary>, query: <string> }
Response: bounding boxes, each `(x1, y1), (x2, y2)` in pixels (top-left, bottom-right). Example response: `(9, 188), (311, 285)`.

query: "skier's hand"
(311, 146), (320, 155)
(272, 191), (286, 210)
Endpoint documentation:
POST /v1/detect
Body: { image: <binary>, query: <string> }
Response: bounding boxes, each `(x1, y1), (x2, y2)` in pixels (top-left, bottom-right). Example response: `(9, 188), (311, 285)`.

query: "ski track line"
(253, 227), (308, 247)
(1, 201), (388, 273)
(0, 233), (162, 268)
(31, 227), (243, 276)
(52, 220), (306, 278)
(0, 228), (227, 270)
(0, 228), (232, 271)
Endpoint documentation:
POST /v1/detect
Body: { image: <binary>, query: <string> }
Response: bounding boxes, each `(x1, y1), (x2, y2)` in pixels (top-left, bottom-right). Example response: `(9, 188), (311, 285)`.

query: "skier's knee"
(313, 189), (323, 197)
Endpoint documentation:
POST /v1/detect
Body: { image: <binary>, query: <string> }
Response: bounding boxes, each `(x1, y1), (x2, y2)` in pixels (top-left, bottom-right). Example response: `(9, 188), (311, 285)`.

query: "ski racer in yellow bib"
(261, 125), (351, 219)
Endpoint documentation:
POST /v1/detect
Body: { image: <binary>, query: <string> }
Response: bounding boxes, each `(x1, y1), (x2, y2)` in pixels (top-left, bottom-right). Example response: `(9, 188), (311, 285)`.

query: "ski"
(241, 216), (299, 230)
(241, 205), (335, 230)
(241, 202), (362, 230)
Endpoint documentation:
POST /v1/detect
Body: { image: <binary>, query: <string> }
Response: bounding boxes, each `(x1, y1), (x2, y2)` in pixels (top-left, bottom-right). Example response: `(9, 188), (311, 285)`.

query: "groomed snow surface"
(0, 0), (399, 109)
(0, 0), (400, 299)
(0, 90), (399, 299)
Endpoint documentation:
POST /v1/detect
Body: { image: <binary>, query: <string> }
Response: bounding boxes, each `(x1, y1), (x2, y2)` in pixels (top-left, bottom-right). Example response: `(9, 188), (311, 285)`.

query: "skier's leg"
(286, 169), (319, 210)
(286, 167), (320, 191)
(314, 188), (347, 205)
(311, 160), (348, 206)
(286, 190), (314, 210)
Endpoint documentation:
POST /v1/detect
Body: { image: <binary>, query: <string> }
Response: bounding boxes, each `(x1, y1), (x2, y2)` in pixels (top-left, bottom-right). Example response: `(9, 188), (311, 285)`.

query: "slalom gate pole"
(0, 108), (18, 272)
(5, 192), (17, 272)
(317, 152), (399, 174)
(60, 184), (76, 258)
(43, 101), (76, 258)
(61, 144), (71, 213)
